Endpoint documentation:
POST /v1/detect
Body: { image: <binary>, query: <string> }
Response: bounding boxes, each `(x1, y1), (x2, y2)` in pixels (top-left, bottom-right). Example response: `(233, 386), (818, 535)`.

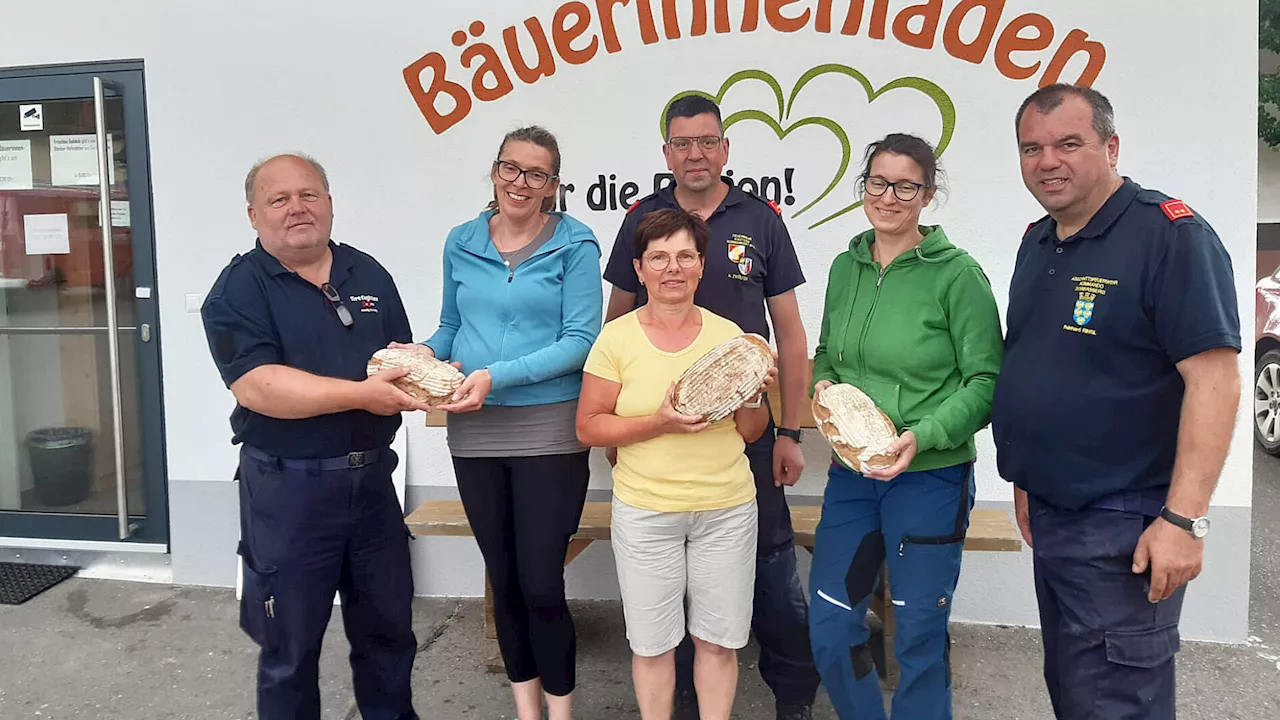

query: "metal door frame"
(0, 60), (168, 545)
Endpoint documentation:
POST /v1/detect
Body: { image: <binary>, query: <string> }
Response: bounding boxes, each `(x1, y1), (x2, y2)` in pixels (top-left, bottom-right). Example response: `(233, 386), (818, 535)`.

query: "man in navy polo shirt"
(992, 85), (1241, 718)
(202, 153), (427, 720)
(602, 96), (819, 720)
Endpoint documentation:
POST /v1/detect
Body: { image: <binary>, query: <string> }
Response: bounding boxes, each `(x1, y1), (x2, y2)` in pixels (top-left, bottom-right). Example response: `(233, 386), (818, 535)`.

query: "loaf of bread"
(811, 383), (899, 472)
(672, 333), (775, 422)
(366, 347), (465, 407)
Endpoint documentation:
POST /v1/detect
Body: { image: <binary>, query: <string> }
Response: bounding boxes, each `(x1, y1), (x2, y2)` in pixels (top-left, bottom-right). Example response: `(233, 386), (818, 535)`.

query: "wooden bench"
(413, 372), (1019, 683)
(406, 499), (1021, 682)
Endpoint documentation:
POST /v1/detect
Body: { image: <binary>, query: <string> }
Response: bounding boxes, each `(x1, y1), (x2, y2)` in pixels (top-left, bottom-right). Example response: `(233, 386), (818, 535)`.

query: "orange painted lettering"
(715, 0), (732, 33)
(1041, 29), (1106, 87)
(553, 2), (599, 64)
(403, 52), (472, 135)
(995, 13), (1053, 81)
(691, 0), (709, 36)
(661, 0), (681, 39)
(943, 0), (1005, 64)
(634, 0), (660, 43)
(462, 38), (514, 102)
(505, 18), (557, 83)
(892, 0), (942, 49)
(869, 0), (889, 39)
(766, 0), (810, 33)
(841, 0), (867, 35)
(595, 0), (629, 53)
(742, 0), (761, 32)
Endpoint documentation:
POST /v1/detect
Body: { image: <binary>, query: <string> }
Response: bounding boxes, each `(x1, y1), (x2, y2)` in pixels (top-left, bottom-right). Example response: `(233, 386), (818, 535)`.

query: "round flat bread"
(366, 347), (465, 408)
(811, 383), (899, 473)
(672, 333), (775, 422)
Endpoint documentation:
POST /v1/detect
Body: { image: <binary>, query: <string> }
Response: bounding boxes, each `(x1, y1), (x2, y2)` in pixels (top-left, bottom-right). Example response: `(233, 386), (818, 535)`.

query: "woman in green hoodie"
(807, 134), (1004, 720)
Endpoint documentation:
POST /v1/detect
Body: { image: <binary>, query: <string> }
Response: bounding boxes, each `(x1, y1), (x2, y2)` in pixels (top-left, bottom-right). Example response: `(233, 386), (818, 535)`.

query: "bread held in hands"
(366, 347), (465, 408)
(811, 383), (899, 472)
(672, 333), (776, 423)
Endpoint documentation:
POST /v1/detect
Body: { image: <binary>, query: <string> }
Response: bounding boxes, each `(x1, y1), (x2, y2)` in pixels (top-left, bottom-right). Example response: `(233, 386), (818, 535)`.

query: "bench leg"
(868, 565), (900, 690)
(482, 540), (596, 674)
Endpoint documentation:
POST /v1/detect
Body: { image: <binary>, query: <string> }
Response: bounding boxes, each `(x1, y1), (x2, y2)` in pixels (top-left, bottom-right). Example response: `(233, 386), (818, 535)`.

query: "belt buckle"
(347, 451), (367, 468)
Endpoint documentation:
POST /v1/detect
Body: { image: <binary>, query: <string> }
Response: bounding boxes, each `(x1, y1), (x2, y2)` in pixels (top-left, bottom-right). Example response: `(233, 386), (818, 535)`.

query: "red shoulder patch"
(625, 201), (641, 215)
(1160, 199), (1194, 221)
(1025, 222), (1035, 235)
(766, 199), (783, 216)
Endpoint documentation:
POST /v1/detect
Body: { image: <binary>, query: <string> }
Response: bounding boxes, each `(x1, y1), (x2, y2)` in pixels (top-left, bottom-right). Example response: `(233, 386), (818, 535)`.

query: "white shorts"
(610, 496), (758, 657)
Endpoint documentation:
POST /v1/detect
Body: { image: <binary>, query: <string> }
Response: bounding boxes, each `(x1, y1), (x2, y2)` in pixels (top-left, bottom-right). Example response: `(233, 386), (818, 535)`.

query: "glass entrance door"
(0, 62), (166, 544)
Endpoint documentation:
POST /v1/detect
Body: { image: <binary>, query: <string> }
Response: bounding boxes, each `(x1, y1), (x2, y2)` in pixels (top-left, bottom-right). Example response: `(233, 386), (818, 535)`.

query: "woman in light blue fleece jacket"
(392, 126), (601, 720)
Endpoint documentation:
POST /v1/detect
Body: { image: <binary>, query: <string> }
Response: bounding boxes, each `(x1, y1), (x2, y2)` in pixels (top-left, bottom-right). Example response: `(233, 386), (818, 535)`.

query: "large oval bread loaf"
(366, 348), (465, 407)
(812, 383), (899, 472)
(672, 333), (775, 422)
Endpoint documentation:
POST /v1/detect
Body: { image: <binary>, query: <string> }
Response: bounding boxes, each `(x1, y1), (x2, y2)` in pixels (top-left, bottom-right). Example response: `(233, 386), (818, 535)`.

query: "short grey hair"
(1015, 84), (1116, 143)
(243, 152), (330, 204)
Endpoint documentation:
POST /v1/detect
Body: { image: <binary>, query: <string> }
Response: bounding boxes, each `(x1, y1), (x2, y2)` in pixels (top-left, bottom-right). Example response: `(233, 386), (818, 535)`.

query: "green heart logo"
(661, 65), (956, 230)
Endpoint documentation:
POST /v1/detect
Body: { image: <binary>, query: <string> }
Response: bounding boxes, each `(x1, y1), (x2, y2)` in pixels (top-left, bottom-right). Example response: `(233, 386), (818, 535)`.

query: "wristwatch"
(776, 428), (802, 443)
(1160, 507), (1210, 539)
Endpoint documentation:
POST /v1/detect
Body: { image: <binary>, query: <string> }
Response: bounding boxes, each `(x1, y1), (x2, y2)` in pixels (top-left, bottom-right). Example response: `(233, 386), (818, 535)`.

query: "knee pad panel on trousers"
(844, 530), (885, 607)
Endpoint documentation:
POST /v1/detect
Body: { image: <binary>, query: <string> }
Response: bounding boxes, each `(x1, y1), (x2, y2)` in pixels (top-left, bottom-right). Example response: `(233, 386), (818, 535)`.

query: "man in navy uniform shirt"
(992, 85), (1241, 719)
(202, 153), (428, 720)
(602, 96), (820, 720)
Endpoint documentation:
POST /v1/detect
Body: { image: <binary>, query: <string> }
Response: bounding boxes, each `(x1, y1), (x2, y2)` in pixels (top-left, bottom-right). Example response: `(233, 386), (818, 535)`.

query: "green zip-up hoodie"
(811, 225), (1004, 472)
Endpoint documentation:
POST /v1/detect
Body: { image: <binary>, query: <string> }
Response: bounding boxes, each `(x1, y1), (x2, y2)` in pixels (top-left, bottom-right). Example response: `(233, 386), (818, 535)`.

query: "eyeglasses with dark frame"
(494, 160), (557, 189)
(862, 175), (930, 202)
(643, 250), (702, 271)
(666, 136), (723, 153)
(320, 283), (354, 328)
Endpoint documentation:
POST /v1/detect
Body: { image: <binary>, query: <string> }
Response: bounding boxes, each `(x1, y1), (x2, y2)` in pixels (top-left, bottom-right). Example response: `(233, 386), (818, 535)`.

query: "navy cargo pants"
(809, 461), (974, 720)
(237, 445), (419, 720)
(675, 421), (822, 707)
(1029, 489), (1184, 720)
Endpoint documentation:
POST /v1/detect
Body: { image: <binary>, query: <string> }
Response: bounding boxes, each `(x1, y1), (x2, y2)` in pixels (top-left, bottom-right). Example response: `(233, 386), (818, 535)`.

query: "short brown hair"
(633, 208), (709, 260)
(1015, 84), (1115, 143)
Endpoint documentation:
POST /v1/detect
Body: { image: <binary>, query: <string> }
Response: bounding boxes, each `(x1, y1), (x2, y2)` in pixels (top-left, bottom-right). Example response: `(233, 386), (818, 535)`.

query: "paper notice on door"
(23, 213), (70, 255)
(50, 134), (116, 186)
(0, 140), (34, 190)
(98, 200), (131, 228)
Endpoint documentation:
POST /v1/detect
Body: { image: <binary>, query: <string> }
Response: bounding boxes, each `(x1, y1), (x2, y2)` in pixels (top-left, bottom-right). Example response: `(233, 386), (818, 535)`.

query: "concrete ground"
(1, 450), (1277, 719)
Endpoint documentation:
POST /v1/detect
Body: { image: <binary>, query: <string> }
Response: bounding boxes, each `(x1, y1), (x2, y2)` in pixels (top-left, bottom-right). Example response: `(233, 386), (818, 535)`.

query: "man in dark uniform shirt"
(992, 85), (1241, 719)
(602, 96), (820, 720)
(201, 153), (428, 720)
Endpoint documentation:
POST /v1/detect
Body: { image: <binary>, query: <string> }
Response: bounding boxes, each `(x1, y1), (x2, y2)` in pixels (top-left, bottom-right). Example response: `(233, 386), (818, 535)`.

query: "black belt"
(241, 444), (384, 471)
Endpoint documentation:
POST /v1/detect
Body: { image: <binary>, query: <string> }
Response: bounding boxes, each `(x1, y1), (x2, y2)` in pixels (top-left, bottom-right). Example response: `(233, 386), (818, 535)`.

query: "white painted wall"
(0, 0), (1259, 639)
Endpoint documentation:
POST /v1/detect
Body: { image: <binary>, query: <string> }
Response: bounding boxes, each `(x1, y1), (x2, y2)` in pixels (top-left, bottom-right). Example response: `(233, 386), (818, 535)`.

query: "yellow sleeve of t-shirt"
(583, 313), (626, 384)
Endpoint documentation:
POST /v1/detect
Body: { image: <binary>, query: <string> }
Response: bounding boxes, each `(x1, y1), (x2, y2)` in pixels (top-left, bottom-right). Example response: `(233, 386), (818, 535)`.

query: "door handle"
(141, 324), (151, 343)
(94, 76), (130, 540)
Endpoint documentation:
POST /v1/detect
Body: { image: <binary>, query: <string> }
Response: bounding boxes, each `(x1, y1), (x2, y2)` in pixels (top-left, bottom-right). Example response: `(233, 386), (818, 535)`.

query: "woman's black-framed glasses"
(320, 283), (354, 328)
(494, 160), (556, 189)
(863, 175), (929, 202)
(643, 251), (701, 271)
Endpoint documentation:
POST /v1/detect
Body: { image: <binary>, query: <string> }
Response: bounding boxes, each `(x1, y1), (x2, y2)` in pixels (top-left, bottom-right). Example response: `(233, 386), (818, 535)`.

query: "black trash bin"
(27, 427), (94, 507)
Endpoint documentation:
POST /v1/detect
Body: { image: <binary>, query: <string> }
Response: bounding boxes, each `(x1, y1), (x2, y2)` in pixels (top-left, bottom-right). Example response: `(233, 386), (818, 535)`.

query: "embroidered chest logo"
(1063, 276), (1117, 337)
(351, 294), (379, 313)
(727, 234), (755, 281)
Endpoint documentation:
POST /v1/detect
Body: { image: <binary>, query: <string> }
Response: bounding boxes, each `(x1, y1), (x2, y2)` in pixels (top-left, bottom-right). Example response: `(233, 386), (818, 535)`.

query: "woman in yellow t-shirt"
(577, 207), (775, 720)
